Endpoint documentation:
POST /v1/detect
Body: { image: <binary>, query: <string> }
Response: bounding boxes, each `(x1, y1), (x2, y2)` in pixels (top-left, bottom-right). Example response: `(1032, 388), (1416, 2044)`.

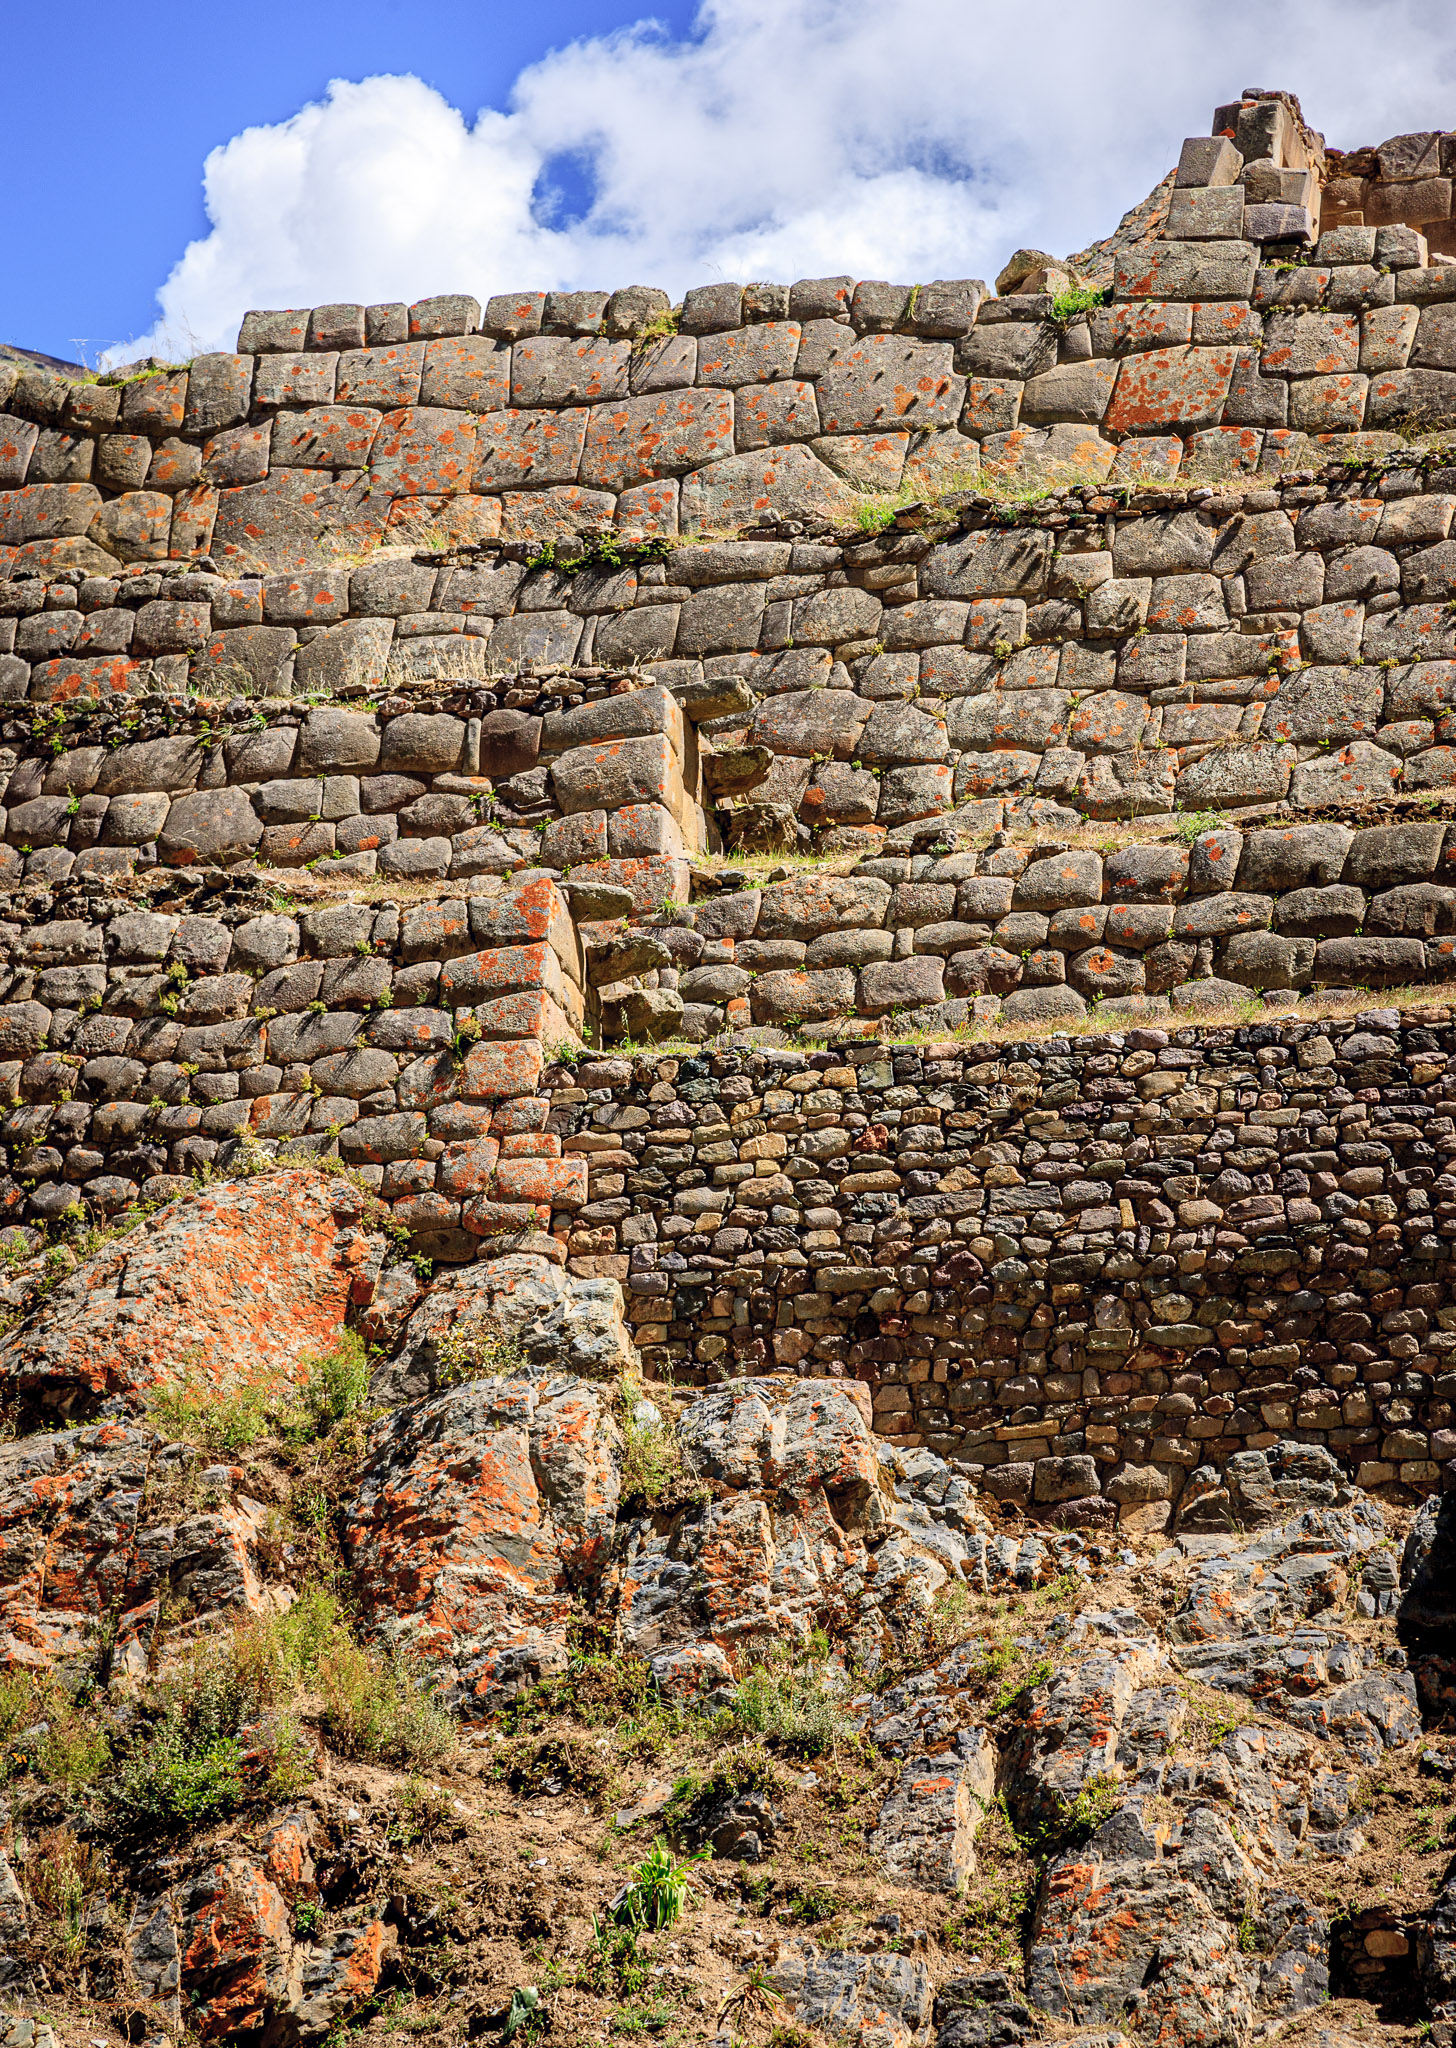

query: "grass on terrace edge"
(573, 980), (1456, 1067)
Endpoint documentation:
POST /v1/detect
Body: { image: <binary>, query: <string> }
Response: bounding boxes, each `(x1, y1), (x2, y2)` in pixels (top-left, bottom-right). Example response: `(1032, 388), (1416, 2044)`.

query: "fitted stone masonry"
(4, 84), (1456, 1508)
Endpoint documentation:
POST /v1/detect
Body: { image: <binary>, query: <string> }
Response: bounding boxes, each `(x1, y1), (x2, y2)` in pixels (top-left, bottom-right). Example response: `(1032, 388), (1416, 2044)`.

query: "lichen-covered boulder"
(370, 1251), (635, 1404)
(127, 1815), (385, 2042)
(615, 1378), (952, 1692)
(0, 1423), (277, 1672)
(0, 1172), (387, 1417)
(342, 1369), (619, 1710)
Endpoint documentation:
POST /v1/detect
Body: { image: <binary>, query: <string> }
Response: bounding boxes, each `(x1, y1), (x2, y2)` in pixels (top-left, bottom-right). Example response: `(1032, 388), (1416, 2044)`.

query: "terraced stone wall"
(13, 91), (1456, 593)
(16, 458), (1456, 869)
(1, 864), (1455, 1511)
(550, 1012), (1456, 1516)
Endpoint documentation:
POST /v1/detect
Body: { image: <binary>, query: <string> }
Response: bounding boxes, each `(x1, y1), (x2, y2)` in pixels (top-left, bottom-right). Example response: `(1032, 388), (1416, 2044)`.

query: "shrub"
(787, 1882), (841, 1924)
(287, 1329), (372, 1437)
(724, 1636), (857, 1757)
(662, 1743), (780, 1844)
(503, 1730), (612, 1803)
(584, 1920), (649, 1997)
(146, 1369), (274, 1451)
(1050, 1770), (1121, 1845)
(1050, 283), (1110, 323)
(312, 1630), (455, 1767)
(1173, 809), (1224, 845)
(106, 1613), (313, 1833)
(22, 1827), (107, 1959)
(434, 1306), (529, 1388)
(0, 1672), (110, 1790)
(106, 1587), (452, 1833)
(617, 1374), (697, 1505)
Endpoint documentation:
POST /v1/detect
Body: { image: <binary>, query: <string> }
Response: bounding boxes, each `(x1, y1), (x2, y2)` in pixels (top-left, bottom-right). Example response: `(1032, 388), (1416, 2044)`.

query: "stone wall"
(550, 1011), (1456, 1514)
(15, 457), (1456, 865)
(12, 91), (1456, 592)
(5, 83), (1456, 1507)
(5, 852), (1456, 1510)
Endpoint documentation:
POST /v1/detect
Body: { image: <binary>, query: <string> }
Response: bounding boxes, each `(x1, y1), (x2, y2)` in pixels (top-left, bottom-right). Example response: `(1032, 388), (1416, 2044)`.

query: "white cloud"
(114, 0), (1456, 363)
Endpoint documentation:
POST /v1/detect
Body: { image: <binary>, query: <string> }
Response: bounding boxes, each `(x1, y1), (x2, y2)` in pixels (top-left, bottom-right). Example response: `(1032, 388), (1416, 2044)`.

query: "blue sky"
(9, 0), (1456, 369)
(4, 0), (698, 363)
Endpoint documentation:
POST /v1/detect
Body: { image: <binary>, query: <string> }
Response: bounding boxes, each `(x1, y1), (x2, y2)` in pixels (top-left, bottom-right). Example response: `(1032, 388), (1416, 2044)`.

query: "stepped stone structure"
(0, 87), (1455, 1512)
(2, 86), (1456, 2048)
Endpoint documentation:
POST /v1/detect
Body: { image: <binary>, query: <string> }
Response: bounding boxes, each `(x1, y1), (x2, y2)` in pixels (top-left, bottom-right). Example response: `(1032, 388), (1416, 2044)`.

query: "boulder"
(771, 1943), (933, 2048)
(127, 1828), (386, 2043)
(373, 1253), (635, 1405)
(343, 1367), (619, 1710)
(0, 1424), (276, 1673)
(0, 1171), (387, 1417)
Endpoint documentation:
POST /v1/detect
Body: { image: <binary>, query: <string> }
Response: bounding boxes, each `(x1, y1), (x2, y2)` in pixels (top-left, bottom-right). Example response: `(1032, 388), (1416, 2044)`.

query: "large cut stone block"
(1104, 347), (1238, 434)
(579, 391), (734, 492)
(749, 689), (871, 760)
(1114, 240), (1258, 301)
(679, 446), (857, 530)
(816, 336), (964, 434)
(551, 733), (687, 819)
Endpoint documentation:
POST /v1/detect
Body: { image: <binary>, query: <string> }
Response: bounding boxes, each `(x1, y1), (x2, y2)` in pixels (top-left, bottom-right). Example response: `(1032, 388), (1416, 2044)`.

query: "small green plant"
(662, 1743), (780, 1846)
(1052, 1770), (1121, 1845)
(283, 1329), (371, 1440)
(1173, 809), (1223, 844)
(433, 1306), (529, 1388)
(610, 1840), (694, 1933)
(1050, 283), (1110, 323)
(787, 1881), (841, 1924)
(450, 1011), (482, 1061)
(585, 1920), (649, 1998)
(632, 305), (682, 350)
(617, 1372), (698, 1505)
(502, 1986), (545, 2042)
(146, 1367), (274, 1451)
(23, 1827), (107, 1960)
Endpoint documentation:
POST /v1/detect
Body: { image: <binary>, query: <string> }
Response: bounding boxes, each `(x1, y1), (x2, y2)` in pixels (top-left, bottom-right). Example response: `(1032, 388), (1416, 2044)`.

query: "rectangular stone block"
(419, 336), (509, 412)
(252, 353), (337, 409)
(922, 527), (1051, 599)
(816, 335), (964, 434)
(493, 1155), (588, 1207)
(369, 407), (477, 495)
(696, 323), (802, 385)
(1176, 136), (1244, 187)
(565, 854), (691, 915)
(1244, 203), (1315, 242)
(471, 409), (585, 492)
(183, 354), (254, 435)
(456, 1035), (546, 1101)
(1165, 186), (1244, 238)
(510, 336), (629, 407)
(1104, 346), (1238, 434)
(439, 943), (576, 1020)
(334, 343), (425, 408)
(270, 406), (383, 470)
(1020, 360), (1116, 424)
(0, 483), (100, 544)
(578, 389), (735, 492)
(1113, 241), (1258, 301)
(551, 732), (687, 821)
(543, 683), (686, 762)
(468, 875), (581, 978)
(736, 381), (820, 450)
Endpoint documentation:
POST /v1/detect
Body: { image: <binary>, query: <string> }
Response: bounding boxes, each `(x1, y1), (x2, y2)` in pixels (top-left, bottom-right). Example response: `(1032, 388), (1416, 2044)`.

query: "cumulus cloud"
(115, 0), (1456, 363)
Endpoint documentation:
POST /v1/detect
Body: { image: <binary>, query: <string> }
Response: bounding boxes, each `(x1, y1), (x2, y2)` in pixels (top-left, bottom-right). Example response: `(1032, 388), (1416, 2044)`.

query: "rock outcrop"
(0, 1171), (390, 1418)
